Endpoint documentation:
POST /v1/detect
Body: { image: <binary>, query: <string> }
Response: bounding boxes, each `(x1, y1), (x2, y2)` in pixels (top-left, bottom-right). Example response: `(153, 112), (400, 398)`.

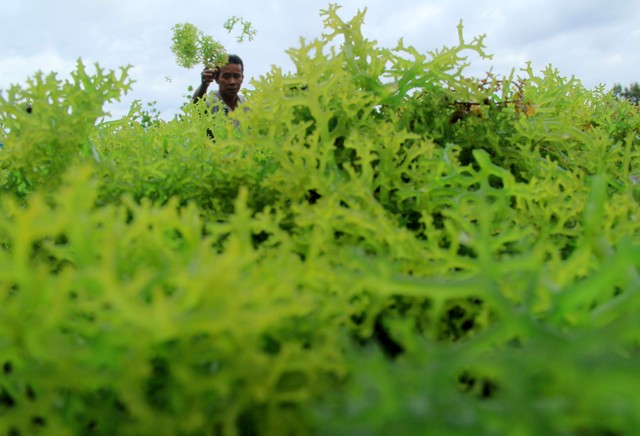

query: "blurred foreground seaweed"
(1, 3), (640, 435)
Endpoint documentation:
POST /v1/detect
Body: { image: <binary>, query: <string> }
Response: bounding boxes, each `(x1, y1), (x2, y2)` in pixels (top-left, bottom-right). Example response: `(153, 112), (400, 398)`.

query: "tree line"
(612, 82), (640, 105)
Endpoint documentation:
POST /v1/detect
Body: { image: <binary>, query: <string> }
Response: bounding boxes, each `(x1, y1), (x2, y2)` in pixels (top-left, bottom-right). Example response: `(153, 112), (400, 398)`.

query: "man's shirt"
(207, 90), (245, 115)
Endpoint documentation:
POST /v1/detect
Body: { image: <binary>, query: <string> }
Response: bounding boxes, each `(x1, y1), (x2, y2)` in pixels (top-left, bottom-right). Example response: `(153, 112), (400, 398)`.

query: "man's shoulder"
(209, 90), (222, 103)
(207, 90), (245, 105)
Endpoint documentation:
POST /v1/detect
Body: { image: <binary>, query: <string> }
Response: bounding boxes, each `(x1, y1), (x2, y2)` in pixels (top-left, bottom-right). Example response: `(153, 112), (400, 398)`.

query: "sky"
(1, 0), (639, 120)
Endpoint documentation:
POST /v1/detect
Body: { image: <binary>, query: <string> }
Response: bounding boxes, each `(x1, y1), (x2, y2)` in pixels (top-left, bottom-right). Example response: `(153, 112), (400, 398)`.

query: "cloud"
(480, 0), (632, 46)
(0, 52), (77, 87)
(382, 4), (445, 35)
(2, 0), (639, 121)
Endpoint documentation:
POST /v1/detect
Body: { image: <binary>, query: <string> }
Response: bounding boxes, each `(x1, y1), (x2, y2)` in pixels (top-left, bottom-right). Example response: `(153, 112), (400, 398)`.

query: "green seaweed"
(1, 3), (639, 435)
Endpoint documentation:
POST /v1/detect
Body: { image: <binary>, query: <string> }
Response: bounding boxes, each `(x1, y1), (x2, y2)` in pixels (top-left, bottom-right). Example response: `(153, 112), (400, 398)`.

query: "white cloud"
(387, 4), (445, 34)
(0, 52), (77, 87)
(2, 0), (639, 120)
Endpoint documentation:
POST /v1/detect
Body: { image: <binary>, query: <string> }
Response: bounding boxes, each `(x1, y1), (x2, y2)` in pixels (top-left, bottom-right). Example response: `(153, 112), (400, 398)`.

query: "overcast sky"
(1, 0), (639, 120)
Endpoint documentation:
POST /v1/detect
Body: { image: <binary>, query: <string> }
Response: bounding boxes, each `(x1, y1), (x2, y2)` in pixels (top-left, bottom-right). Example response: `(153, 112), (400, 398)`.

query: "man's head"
(214, 54), (244, 101)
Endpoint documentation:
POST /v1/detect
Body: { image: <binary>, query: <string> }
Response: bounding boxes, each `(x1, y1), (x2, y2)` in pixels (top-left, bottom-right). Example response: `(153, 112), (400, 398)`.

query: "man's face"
(215, 63), (244, 99)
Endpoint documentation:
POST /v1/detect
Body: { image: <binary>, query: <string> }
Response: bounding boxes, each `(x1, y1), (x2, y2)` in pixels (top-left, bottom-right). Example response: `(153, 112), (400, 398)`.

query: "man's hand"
(201, 68), (218, 86)
(193, 68), (218, 103)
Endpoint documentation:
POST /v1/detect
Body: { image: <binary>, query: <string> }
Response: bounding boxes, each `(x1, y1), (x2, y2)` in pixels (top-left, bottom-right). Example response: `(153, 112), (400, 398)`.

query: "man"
(192, 54), (245, 115)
